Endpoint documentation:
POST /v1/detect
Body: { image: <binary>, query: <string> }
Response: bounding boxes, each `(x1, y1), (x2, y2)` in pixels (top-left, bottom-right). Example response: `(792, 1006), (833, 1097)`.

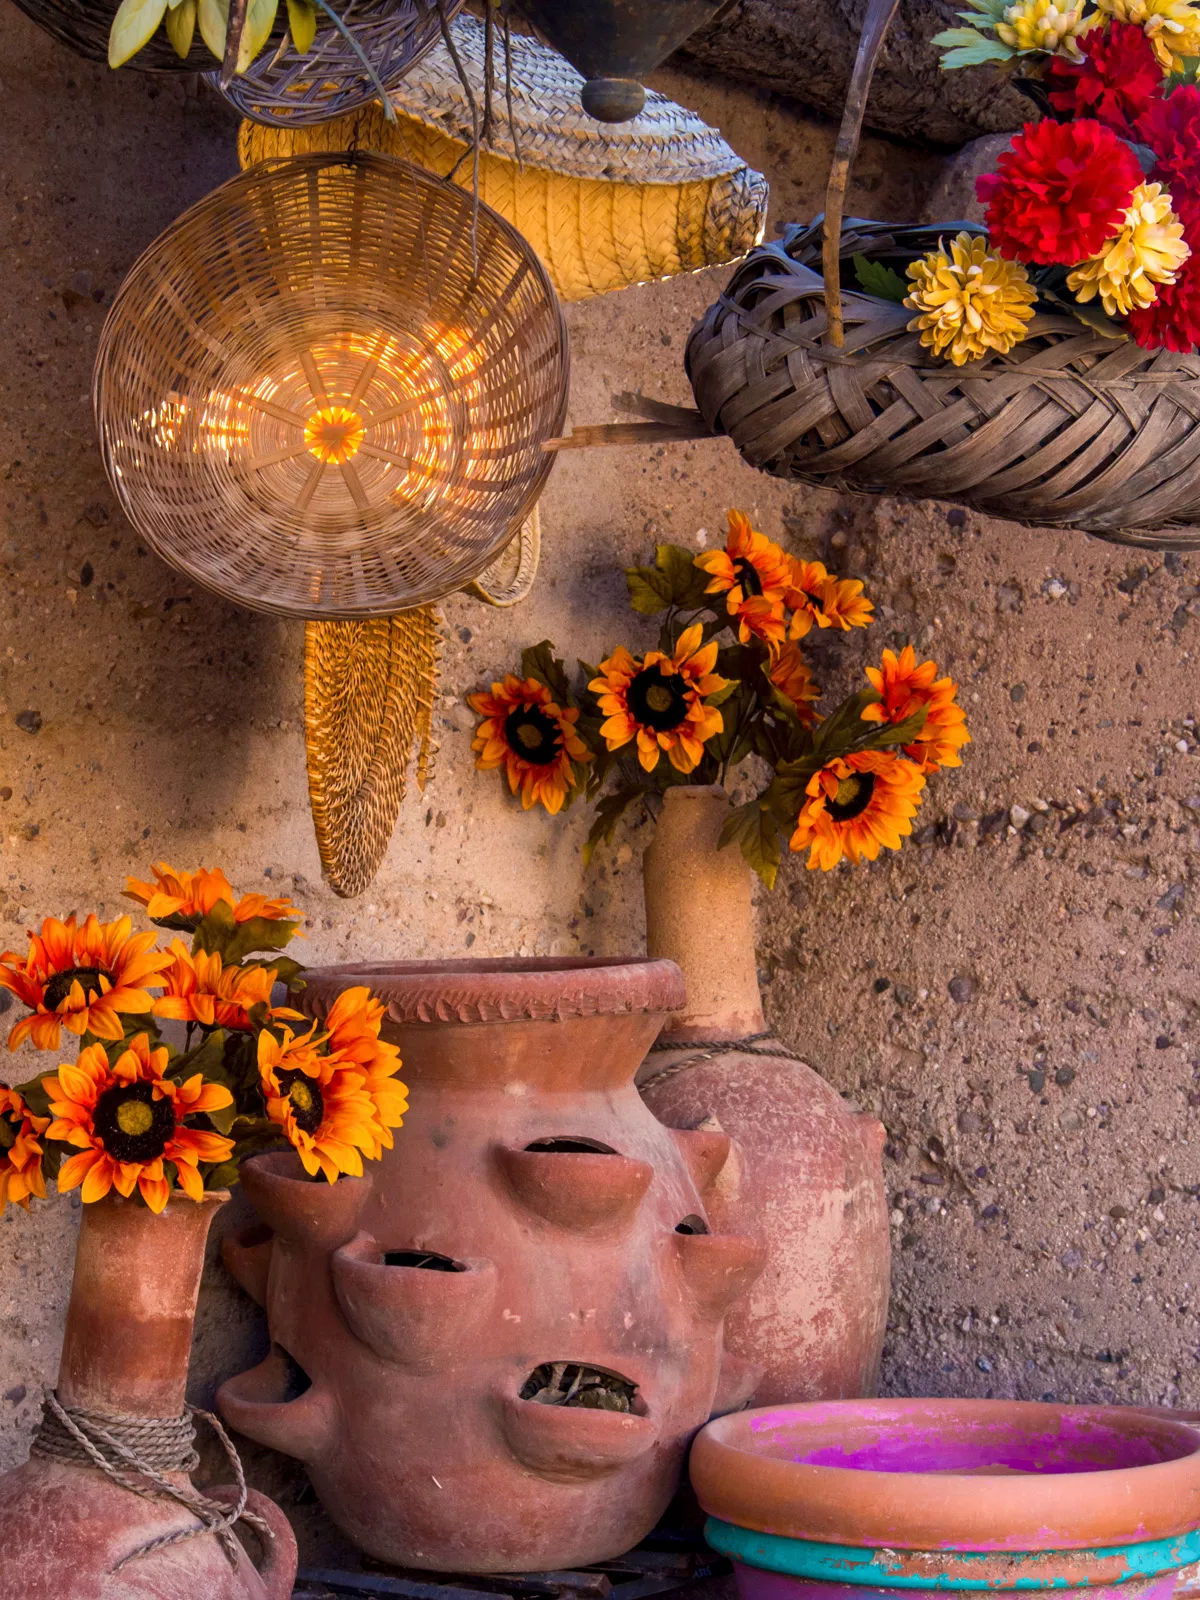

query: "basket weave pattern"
(94, 151), (569, 618)
(217, 0), (462, 128)
(686, 221), (1200, 546)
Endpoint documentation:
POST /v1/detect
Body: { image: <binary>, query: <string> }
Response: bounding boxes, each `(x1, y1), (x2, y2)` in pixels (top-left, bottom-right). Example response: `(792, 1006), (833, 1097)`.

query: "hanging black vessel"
(517, 0), (727, 122)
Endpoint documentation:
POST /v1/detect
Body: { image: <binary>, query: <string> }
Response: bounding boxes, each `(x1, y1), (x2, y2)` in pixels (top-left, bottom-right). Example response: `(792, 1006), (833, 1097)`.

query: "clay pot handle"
(207, 1485), (298, 1599)
(823, 0), (902, 348)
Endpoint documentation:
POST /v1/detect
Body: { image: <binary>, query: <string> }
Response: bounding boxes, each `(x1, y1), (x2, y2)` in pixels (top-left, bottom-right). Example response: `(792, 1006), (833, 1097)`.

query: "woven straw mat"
(238, 12), (767, 303)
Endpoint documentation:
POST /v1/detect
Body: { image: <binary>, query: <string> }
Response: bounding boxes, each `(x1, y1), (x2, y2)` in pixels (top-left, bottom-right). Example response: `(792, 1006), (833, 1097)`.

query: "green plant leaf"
(237, 0), (278, 69)
(164, 0), (196, 52)
(582, 788), (648, 868)
(202, 1160), (241, 1190)
(863, 707), (929, 749)
(625, 566), (673, 615)
(625, 543), (711, 616)
(15, 1076), (53, 1120)
(196, 909), (302, 966)
(108, 0), (170, 65)
(719, 800), (782, 891)
(812, 688), (877, 757)
(931, 27), (1015, 67)
(197, 0), (228, 58)
(853, 254), (909, 303)
(286, 0), (315, 51)
(521, 640), (573, 705)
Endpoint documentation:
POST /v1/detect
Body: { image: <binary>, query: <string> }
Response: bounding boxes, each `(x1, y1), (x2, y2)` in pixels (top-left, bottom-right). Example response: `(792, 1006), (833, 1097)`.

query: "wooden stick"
(823, 0), (901, 349)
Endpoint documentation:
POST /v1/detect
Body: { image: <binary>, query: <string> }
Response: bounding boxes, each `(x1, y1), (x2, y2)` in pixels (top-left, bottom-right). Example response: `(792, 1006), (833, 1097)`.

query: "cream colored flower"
(1096, 0), (1200, 70)
(1067, 183), (1191, 317)
(996, 0), (1093, 57)
(905, 233), (1038, 366)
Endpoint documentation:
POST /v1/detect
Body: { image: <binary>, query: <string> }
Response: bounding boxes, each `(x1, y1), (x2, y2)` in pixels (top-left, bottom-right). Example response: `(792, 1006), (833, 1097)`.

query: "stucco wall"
(2, 5), (1200, 1564)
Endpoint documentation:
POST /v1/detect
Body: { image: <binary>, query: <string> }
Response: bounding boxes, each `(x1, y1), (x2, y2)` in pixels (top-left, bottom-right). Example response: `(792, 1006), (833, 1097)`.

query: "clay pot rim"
(690, 1399), (1200, 1551)
(301, 956), (686, 1026)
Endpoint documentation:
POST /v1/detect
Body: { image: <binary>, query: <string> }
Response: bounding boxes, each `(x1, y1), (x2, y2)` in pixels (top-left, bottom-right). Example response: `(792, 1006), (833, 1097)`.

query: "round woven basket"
(682, 0), (1200, 549)
(214, 0), (463, 129)
(8, 0), (216, 69)
(237, 10), (768, 303)
(93, 150), (569, 618)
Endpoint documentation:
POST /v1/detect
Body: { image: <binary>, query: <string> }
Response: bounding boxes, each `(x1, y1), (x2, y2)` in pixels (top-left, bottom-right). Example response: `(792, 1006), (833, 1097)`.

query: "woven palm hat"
(238, 10), (769, 303)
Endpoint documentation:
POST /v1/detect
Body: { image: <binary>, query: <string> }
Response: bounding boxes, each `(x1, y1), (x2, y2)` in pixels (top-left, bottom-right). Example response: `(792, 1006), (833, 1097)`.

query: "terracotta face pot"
(217, 956), (764, 1574)
(692, 1399), (1200, 1600)
(0, 1192), (296, 1600)
(640, 786), (890, 1405)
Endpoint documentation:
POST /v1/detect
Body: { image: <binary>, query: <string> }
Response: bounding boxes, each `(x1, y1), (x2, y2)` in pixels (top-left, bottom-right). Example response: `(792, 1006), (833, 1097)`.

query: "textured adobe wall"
(2, 7), (1200, 1568)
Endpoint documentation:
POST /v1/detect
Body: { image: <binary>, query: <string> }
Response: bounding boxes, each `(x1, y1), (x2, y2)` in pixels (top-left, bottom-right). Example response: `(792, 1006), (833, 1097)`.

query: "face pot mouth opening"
(519, 1362), (645, 1415)
(382, 1249), (467, 1272)
(523, 1137), (619, 1155)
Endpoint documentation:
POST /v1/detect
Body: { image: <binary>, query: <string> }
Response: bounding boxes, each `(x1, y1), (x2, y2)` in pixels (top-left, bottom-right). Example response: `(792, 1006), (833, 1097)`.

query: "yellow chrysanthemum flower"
(905, 233), (1038, 366)
(1097, 0), (1200, 70)
(1067, 183), (1191, 317)
(996, 0), (1093, 56)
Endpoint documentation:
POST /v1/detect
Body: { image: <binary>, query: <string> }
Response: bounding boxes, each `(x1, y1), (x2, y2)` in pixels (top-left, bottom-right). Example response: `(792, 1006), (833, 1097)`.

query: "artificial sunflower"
(468, 675), (592, 816)
(862, 646), (972, 773)
(787, 560), (875, 638)
(590, 624), (729, 775)
(0, 1088), (48, 1211)
(124, 861), (301, 929)
(0, 914), (171, 1052)
(320, 986), (408, 1159)
(46, 1035), (234, 1212)
(695, 509), (792, 645)
(768, 643), (821, 727)
(153, 940), (303, 1032)
(790, 751), (927, 871)
(258, 1025), (377, 1184)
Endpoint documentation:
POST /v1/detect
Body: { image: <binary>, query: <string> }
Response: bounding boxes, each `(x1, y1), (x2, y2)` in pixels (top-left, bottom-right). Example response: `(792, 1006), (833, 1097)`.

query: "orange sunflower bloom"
(46, 1035), (234, 1213)
(768, 643), (821, 728)
(468, 676), (592, 816)
(695, 510), (792, 645)
(321, 986), (408, 1159)
(861, 645), (971, 774)
(786, 560), (875, 639)
(790, 751), (926, 871)
(0, 1087), (49, 1211)
(590, 623), (729, 776)
(124, 862), (302, 929)
(0, 914), (171, 1053)
(258, 1025), (378, 1184)
(152, 940), (303, 1032)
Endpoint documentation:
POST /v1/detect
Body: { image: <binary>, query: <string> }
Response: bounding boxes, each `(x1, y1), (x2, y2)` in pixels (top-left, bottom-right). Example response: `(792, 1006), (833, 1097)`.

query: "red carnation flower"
(976, 119), (1143, 265)
(1138, 85), (1200, 197)
(1045, 22), (1163, 136)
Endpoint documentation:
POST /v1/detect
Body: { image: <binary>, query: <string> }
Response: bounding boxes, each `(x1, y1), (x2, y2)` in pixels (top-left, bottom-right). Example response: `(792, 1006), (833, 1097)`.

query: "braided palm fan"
(236, 14), (766, 894)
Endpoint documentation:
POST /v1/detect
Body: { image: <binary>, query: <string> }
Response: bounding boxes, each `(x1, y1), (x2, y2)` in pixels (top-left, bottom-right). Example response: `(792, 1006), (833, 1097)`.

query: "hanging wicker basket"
(679, 0), (1200, 550)
(8, 0), (215, 69)
(236, 10), (768, 303)
(214, 0), (462, 129)
(93, 150), (569, 619)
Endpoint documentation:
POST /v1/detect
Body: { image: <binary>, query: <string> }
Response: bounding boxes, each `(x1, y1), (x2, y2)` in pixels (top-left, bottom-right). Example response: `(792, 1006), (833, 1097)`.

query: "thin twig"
(503, 2), (523, 171)
(219, 0), (248, 89)
(309, 0), (398, 123)
(438, 0), (481, 271)
(482, 0), (495, 148)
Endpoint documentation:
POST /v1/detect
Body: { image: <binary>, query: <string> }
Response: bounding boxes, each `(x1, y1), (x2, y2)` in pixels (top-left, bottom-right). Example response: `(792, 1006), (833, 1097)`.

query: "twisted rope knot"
(31, 1390), (271, 1573)
(640, 1030), (803, 1094)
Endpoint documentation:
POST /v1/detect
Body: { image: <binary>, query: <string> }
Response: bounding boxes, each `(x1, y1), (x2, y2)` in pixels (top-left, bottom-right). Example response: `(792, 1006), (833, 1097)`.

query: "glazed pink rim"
(690, 1399), (1200, 1551)
(301, 957), (686, 1026)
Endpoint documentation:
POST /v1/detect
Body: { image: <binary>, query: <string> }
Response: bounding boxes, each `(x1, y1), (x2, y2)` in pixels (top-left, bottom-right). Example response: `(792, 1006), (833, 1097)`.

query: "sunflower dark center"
(504, 705), (560, 766)
(0, 1114), (17, 1152)
(93, 1082), (175, 1164)
(826, 772), (877, 823)
(43, 966), (110, 1012)
(733, 557), (764, 598)
(628, 664), (687, 732)
(276, 1069), (324, 1135)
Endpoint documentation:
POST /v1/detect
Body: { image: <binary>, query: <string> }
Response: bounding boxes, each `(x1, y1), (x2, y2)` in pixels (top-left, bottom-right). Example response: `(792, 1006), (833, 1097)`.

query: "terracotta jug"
(0, 1191), (297, 1600)
(639, 785), (890, 1405)
(692, 1399), (1200, 1600)
(217, 956), (765, 1573)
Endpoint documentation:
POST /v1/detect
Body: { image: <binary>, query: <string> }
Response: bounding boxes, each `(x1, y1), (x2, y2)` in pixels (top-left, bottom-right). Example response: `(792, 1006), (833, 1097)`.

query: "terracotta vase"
(0, 1191), (297, 1600)
(217, 957), (765, 1573)
(639, 785), (890, 1406)
(692, 1399), (1200, 1600)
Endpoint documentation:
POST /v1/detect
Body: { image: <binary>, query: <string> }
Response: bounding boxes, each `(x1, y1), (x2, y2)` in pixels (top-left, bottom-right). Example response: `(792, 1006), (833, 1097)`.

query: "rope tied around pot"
(31, 1390), (271, 1572)
(640, 1030), (803, 1094)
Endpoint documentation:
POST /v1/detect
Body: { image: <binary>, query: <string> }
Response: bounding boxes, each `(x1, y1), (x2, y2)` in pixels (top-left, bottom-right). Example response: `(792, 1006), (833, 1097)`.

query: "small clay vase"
(0, 1192), (297, 1600)
(218, 956), (765, 1573)
(692, 1399), (1200, 1600)
(639, 785), (890, 1406)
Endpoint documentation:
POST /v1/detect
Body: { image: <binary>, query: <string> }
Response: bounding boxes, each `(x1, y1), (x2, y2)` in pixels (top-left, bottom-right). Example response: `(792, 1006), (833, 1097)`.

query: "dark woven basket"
(8, 0), (219, 69)
(681, 0), (1200, 550)
(215, 0), (462, 128)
